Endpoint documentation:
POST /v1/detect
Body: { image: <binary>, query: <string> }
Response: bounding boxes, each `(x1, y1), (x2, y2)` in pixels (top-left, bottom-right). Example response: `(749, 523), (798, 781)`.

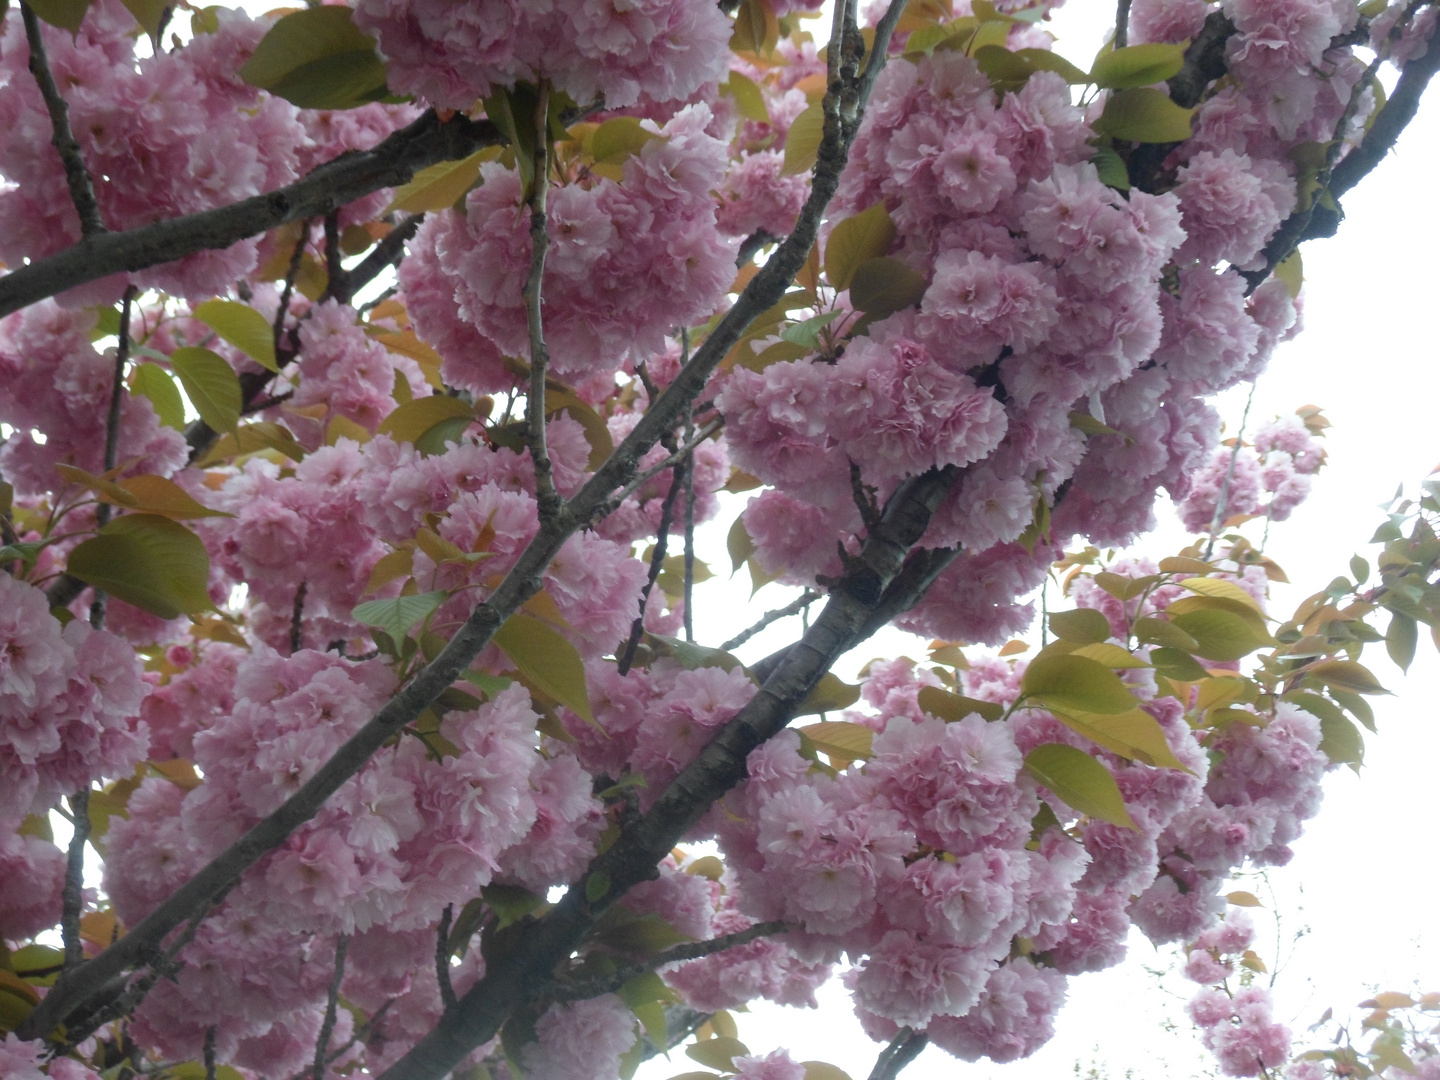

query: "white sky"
(638, 3), (1440, 1078)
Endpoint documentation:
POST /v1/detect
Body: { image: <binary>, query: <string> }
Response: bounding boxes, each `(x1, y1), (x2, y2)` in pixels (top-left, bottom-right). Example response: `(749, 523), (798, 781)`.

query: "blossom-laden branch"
(377, 464), (956, 1080)
(0, 109), (501, 319)
(20, 3), (105, 237)
(14, 0), (905, 1047)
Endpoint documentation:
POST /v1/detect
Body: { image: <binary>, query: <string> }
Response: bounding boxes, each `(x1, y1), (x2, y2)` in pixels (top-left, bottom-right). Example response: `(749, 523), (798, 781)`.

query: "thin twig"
(681, 335), (697, 644)
(719, 591), (821, 652)
(617, 466), (686, 675)
(273, 222), (310, 353)
(595, 418), (723, 517)
(340, 214), (423, 306)
(204, 1026), (217, 1080)
(1204, 382), (1256, 558)
(523, 84), (562, 525)
(89, 284), (137, 628)
(312, 934), (349, 1080)
(21, 3), (105, 237)
(436, 905), (457, 1014)
(60, 788), (91, 970)
(289, 581), (307, 656)
(549, 921), (791, 1004)
(1116, 0), (1133, 48)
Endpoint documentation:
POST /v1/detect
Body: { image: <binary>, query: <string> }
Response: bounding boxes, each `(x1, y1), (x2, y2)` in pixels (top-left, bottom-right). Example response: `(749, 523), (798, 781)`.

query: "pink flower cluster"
(1189, 986), (1292, 1077)
(0, 574), (149, 820)
(1179, 411), (1326, 533)
(351, 0), (731, 111)
(404, 106), (735, 392)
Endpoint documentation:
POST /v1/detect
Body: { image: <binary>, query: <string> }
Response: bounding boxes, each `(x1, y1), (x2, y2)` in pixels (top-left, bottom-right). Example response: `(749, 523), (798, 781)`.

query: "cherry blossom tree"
(1, 0), (1438, 1078)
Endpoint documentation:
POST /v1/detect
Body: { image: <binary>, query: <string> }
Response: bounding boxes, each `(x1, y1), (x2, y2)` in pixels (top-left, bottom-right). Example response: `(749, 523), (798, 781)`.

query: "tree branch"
(21, 3), (105, 237)
(312, 934), (348, 1080)
(720, 591), (821, 652)
(0, 110), (501, 318)
(523, 84), (562, 526)
(549, 921), (792, 1005)
(60, 789), (90, 971)
(866, 1028), (930, 1080)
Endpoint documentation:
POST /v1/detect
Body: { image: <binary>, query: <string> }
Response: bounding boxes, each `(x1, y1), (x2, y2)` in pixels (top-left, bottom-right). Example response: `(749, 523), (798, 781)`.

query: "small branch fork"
(866, 1028), (930, 1080)
(21, 2), (105, 238)
(547, 920), (792, 1005)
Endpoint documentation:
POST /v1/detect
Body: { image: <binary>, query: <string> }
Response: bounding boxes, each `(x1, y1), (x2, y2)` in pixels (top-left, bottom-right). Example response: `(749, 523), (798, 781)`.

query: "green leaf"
(376, 395), (476, 451)
(723, 71), (769, 123)
(1274, 250), (1304, 298)
(1048, 707), (1187, 770)
(1015, 47), (1090, 83)
(1090, 42), (1187, 89)
(131, 362), (186, 430)
(848, 256), (929, 318)
(797, 720), (873, 759)
(387, 149), (494, 213)
(197, 420), (305, 465)
(239, 6), (390, 110)
(193, 300), (280, 374)
(1023, 743), (1136, 829)
(588, 116), (661, 165)
(1022, 654), (1139, 715)
(782, 100), (825, 176)
(1386, 612), (1417, 672)
(825, 203), (896, 291)
(26, 0), (92, 33)
(1149, 646), (1209, 681)
(170, 347), (241, 435)
(779, 310), (845, 349)
(119, 0), (168, 37)
(1071, 642), (1150, 669)
(67, 514), (214, 619)
(1133, 616), (1199, 651)
(727, 515), (756, 575)
(1330, 687), (1376, 731)
(1090, 145), (1131, 191)
(795, 675), (862, 717)
(1048, 607), (1112, 645)
(687, 1037), (750, 1073)
(351, 590), (448, 642)
(1317, 708), (1364, 769)
(586, 870), (611, 904)
(1092, 88), (1194, 142)
(1178, 577), (1267, 617)
(494, 613), (593, 723)
(1170, 608), (1275, 662)
(916, 685), (1005, 723)
(1303, 659), (1388, 695)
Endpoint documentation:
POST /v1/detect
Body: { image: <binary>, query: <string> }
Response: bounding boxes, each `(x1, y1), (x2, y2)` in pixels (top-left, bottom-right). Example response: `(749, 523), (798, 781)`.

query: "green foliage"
(239, 6), (391, 110)
(67, 514), (213, 618)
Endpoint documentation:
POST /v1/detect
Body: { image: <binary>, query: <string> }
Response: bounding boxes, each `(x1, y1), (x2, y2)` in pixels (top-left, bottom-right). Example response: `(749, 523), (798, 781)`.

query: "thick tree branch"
(1168, 11), (1237, 109)
(0, 110), (501, 318)
(21, 3), (105, 237)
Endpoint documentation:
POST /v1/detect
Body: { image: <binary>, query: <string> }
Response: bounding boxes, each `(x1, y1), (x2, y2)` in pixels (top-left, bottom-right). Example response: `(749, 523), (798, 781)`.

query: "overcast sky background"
(638, 3), (1440, 1078)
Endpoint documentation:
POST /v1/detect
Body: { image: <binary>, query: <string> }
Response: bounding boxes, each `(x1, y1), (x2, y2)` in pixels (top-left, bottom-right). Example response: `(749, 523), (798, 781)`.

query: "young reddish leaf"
(1023, 743), (1136, 829)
